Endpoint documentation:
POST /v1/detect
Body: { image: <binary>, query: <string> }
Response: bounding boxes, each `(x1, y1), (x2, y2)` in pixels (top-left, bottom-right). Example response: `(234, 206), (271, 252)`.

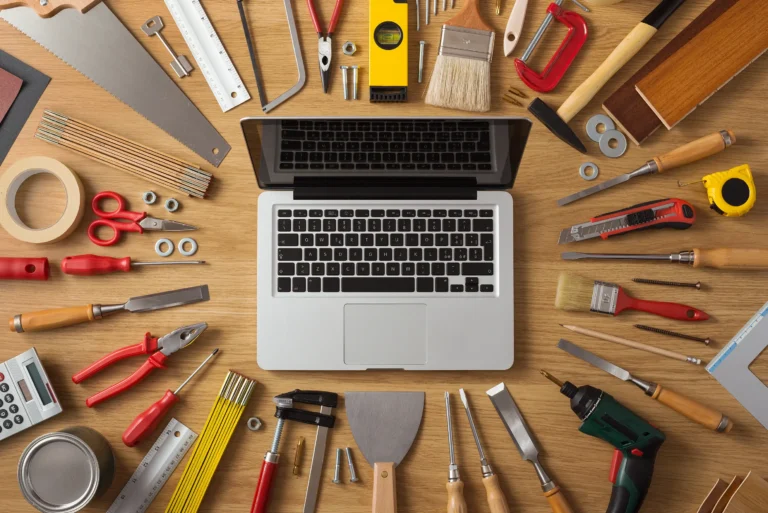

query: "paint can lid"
(18, 432), (100, 513)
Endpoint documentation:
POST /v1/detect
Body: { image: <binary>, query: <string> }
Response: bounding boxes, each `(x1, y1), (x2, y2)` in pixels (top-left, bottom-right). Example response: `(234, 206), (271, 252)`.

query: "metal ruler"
(107, 418), (197, 513)
(164, 0), (250, 112)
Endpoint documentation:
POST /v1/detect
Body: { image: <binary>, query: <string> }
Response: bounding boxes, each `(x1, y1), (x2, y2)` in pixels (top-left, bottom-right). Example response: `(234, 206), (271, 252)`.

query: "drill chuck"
(558, 381), (603, 421)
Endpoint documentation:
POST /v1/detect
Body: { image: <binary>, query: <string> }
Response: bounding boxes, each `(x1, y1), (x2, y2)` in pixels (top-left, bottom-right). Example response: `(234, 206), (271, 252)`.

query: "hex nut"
(247, 417), (262, 431)
(342, 41), (357, 56)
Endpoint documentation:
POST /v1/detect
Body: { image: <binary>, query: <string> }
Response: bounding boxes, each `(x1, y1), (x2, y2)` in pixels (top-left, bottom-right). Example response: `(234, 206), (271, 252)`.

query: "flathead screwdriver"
(62, 254), (205, 275)
(459, 389), (510, 513)
(445, 392), (467, 513)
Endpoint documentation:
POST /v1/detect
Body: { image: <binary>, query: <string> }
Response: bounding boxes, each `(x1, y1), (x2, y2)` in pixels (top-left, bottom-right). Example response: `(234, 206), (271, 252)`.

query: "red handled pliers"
(307, 0), (344, 93)
(72, 322), (207, 407)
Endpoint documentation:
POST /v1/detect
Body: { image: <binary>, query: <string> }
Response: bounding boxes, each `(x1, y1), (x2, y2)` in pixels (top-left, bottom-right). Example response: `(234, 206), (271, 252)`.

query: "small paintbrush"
(425, 0), (494, 112)
(555, 273), (709, 321)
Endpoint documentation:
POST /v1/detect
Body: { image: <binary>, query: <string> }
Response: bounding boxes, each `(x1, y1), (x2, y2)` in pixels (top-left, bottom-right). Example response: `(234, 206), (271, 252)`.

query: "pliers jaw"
(318, 36), (333, 93)
(158, 322), (208, 356)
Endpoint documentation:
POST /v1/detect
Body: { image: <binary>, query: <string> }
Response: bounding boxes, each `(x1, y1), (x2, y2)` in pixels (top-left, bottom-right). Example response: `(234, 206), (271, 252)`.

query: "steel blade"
(557, 339), (632, 381)
(557, 173), (632, 206)
(486, 383), (539, 462)
(124, 285), (210, 313)
(561, 252), (673, 261)
(0, 3), (230, 167)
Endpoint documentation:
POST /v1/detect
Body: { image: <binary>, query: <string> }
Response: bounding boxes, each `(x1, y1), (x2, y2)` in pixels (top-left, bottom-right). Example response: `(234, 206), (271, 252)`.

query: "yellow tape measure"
(681, 164), (756, 217)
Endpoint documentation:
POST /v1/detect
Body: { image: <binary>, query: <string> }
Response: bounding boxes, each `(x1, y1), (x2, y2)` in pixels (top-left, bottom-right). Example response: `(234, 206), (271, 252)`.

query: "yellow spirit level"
(681, 164), (756, 217)
(369, 0), (408, 102)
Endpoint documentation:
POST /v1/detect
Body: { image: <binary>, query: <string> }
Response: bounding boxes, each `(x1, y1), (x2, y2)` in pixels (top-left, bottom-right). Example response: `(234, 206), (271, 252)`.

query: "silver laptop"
(242, 117), (532, 370)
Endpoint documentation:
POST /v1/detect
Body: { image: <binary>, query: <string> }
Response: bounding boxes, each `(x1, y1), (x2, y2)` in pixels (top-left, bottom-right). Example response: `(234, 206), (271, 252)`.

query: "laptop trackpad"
(344, 304), (427, 365)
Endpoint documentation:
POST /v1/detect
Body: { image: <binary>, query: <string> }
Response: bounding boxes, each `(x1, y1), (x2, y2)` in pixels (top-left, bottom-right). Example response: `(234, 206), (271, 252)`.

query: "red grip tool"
(73, 333), (159, 383)
(251, 459), (280, 513)
(86, 353), (168, 407)
(615, 293), (708, 322)
(62, 255), (132, 275)
(0, 257), (49, 280)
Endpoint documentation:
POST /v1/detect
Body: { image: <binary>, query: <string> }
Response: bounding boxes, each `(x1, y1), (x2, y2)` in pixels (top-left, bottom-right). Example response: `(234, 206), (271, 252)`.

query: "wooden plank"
(698, 479), (730, 513)
(714, 476), (746, 513)
(602, 0), (740, 146)
(635, 0), (768, 129)
(724, 472), (768, 513)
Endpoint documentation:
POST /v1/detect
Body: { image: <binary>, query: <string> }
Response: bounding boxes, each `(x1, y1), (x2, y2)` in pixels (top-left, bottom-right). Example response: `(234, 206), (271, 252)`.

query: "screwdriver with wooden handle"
(458, 389), (510, 513)
(558, 130), (735, 206)
(445, 392), (467, 513)
(562, 248), (768, 270)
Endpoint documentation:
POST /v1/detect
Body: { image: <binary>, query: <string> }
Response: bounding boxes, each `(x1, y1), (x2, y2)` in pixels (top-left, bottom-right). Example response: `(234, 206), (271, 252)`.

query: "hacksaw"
(0, 0), (231, 167)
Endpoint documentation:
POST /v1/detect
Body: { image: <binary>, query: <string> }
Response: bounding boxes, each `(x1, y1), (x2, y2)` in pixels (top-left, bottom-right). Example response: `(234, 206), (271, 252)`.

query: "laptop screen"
(241, 117), (532, 190)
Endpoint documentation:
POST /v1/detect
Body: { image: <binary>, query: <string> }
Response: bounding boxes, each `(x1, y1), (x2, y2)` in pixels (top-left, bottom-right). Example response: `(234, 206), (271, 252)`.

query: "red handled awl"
(62, 254), (205, 275)
(558, 198), (695, 244)
(72, 322), (207, 407)
(122, 348), (218, 447)
(0, 258), (49, 280)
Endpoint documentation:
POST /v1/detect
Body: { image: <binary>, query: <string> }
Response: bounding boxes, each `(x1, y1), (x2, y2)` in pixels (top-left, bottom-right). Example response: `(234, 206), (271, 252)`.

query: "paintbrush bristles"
(426, 56), (491, 112)
(555, 273), (596, 312)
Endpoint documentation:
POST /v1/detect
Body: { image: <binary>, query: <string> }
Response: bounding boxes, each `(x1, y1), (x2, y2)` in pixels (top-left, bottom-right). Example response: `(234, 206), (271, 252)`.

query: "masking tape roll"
(0, 157), (85, 244)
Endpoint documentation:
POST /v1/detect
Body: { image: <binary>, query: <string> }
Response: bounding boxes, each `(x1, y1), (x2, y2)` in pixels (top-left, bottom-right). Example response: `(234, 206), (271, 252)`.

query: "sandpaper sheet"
(0, 50), (50, 166)
(602, 0), (740, 145)
(635, 0), (768, 129)
(0, 67), (23, 124)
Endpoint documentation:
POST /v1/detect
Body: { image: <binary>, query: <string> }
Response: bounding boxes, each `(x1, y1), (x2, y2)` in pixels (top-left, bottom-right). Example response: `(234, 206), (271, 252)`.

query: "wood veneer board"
(723, 472), (768, 513)
(602, 0), (739, 145)
(699, 479), (730, 513)
(713, 476), (746, 513)
(635, 0), (768, 129)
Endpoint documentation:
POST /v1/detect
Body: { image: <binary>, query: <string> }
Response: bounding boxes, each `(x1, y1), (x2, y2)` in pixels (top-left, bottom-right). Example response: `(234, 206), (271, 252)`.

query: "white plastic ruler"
(164, 0), (250, 112)
(107, 418), (197, 513)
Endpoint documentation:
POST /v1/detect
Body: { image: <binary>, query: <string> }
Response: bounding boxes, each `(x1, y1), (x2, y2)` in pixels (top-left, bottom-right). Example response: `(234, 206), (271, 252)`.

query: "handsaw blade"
(557, 339), (632, 381)
(486, 383), (539, 462)
(0, 3), (230, 167)
(124, 284), (210, 313)
(557, 173), (633, 206)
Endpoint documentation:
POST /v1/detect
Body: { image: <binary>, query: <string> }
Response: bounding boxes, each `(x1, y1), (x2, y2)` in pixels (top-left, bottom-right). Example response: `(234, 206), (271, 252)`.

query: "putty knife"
(345, 392), (425, 513)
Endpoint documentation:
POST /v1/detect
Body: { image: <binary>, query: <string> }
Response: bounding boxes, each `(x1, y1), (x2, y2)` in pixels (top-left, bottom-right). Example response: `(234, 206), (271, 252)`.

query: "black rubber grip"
(606, 438), (663, 513)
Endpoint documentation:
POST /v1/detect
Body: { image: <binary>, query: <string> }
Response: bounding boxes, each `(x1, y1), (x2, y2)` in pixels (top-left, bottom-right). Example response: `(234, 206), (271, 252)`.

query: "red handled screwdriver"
(62, 254), (205, 276)
(122, 348), (218, 447)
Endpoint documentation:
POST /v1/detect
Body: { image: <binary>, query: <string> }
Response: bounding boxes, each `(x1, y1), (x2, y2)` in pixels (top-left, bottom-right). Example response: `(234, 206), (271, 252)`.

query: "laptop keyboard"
(278, 120), (494, 172)
(275, 207), (497, 294)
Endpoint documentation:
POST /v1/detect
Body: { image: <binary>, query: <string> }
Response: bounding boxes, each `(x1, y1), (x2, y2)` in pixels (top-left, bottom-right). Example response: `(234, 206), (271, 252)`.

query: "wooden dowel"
(560, 324), (705, 365)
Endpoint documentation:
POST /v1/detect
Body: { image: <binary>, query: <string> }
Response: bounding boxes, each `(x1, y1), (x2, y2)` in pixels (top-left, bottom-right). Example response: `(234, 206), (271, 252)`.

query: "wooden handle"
(11, 305), (95, 333)
(446, 481), (468, 513)
(483, 475), (511, 513)
(544, 486), (575, 513)
(652, 385), (733, 433)
(654, 131), (735, 172)
(503, 0), (529, 56)
(693, 248), (768, 270)
(558, 23), (657, 122)
(444, 0), (493, 31)
(0, 0), (101, 18)
(373, 462), (397, 513)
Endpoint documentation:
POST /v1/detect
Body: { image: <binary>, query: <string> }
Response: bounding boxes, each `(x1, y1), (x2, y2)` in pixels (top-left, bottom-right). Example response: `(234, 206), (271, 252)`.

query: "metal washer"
(599, 129), (628, 158)
(579, 162), (599, 181)
(586, 114), (616, 142)
(155, 238), (174, 257)
(178, 237), (198, 256)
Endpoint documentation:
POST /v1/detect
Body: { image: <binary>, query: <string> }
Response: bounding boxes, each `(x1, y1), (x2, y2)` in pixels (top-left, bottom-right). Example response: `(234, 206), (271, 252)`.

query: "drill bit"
(541, 370), (564, 388)
(292, 436), (305, 476)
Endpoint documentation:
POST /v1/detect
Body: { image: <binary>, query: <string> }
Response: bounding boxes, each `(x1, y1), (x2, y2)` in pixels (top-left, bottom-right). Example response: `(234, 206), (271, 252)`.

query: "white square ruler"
(707, 301), (768, 430)
(164, 0), (250, 112)
(107, 418), (197, 513)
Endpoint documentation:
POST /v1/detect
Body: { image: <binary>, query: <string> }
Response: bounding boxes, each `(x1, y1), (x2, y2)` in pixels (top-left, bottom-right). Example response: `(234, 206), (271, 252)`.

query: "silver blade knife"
(0, 2), (230, 167)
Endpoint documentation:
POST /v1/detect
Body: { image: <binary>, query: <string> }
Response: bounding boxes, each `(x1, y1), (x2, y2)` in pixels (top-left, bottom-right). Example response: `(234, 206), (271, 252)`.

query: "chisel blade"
(557, 339), (632, 381)
(558, 173), (633, 206)
(486, 383), (539, 463)
(124, 285), (210, 313)
(0, 3), (230, 167)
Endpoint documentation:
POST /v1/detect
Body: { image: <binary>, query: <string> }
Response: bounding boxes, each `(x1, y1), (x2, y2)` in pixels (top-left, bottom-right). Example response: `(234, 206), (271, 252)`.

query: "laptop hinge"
(292, 177), (478, 200)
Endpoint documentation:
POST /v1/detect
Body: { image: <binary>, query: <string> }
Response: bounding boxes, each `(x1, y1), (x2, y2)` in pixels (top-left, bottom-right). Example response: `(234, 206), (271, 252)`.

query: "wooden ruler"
(634, 0), (768, 129)
(602, 0), (739, 145)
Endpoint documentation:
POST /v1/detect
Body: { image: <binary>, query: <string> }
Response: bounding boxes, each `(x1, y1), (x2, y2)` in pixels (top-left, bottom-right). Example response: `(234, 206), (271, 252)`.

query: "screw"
(418, 42), (426, 84)
(333, 448), (342, 483)
(433, 0), (437, 16)
(635, 324), (712, 346)
(416, 0), (420, 30)
(425, 0), (429, 25)
(345, 447), (359, 482)
(351, 66), (359, 100)
(40, 0), (48, 5)
(633, 278), (702, 290)
(293, 437), (305, 476)
(340, 66), (349, 100)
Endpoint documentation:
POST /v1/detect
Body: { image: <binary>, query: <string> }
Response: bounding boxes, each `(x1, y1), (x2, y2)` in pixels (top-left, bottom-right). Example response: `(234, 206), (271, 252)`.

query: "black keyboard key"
(334, 248), (348, 261)
(428, 219), (441, 232)
(451, 284), (464, 293)
(481, 284), (494, 292)
(448, 263), (460, 275)
(466, 277), (479, 286)
(295, 152), (308, 162)
(293, 278), (306, 292)
(357, 263), (370, 276)
(281, 151), (294, 162)
(466, 234), (478, 246)
(304, 142), (317, 151)
(278, 249), (302, 261)
(448, 164), (462, 171)
(436, 234), (449, 246)
(364, 248), (377, 261)
(455, 248), (468, 261)
(406, 234), (419, 246)
(295, 163), (309, 170)
(395, 248), (407, 261)
(332, 142), (345, 151)
(448, 209), (462, 217)
(323, 277), (340, 292)
(434, 209), (447, 217)
(297, 263), (310, 275)
(320, 248), (333, 261)
(387, 263), (400, 275)
(417, 209), (431, 217)
(312, 263), (325, 275)
(278, 234), (298, 246)
(376, 234), (388, 246)
(425, 248), (438, 261)
(282, 120), (299, 128)
(308, 131), (321, 141)
(339, 219), (351, 232)
(341, 209), (354, 217)
(304, 248), (317, 261)
(379, 248), (392, 261)
(471, 153), (492, 163)
(308, 277), (321, 292)
(414, 219), (426, 232)
(308, 219), (322, 231)
(300, 234), (314, 246)
(324, 209), (338, 217)
(342, 278), (414, 292)
(316, 234), (329, 246)
(293, 219), (306, 232)
(391, 233), (404, 246)
(278, 219), (291, 232)
(436, 277), (449, 292)
(331, 234), (344, 246)
(368, 153), (382, 163)
(417, 277), (433, 292)
(293, 210), (307, 217)
(451, 234), (463, 246)
(402, 262), (415, 276)
(345, 234), (359, 246)
(368, 219), (382, 232)
(355, 209), (370, 217)
(327, 263), (340, 275)
(458, 219), (471, 232)
(398, 219), (411, 232)
(278, 277), (291, 292)
(353, 219), (366, 232)
(466, 282), (479, 292)
(342, 263), (355, 275)
(278, 263), (295, 276)
(371, 209), (386, 217)
(402, 209), (416, 218)
(440, 248), (452, 261)
(470, 248), (483, 261)
(480, 209), (494, 217)
(383, 153), (396, 163)
(432, 262), (445, 275)
(310, 152), (323, 162)
(481, 234), (493, 260)
(421, 233), (434, 246)
(473, 219), (494, 232)
(278, 210), (291, 217)
(362, 233), (374, 246)
(443, 219), (456, 232)
(463, 263), (494, 276)
(417, 263), (430, 276)
(324, 219), (337, 232)
(383, 219), (396, 232)
(282, 130), (305, 140)
(409, 248), (423, 261)
(372, 263), (385, 275)
(350, 248), (362, 261)
(441, 153), (455, 164)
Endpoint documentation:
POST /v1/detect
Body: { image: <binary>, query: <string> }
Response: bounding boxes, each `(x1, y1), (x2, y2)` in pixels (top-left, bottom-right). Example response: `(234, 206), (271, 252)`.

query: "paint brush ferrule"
(591, 281), (619, 315)
(438, 25), (495, 63)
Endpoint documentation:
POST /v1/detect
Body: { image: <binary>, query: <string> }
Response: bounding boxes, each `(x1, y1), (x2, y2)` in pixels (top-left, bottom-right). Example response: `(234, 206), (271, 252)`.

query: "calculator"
(0, 348), (62, 441)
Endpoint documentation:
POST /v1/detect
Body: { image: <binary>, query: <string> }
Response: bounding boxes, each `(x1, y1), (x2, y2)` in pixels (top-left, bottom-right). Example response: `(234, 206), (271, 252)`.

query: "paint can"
(18, 426), (115, 512)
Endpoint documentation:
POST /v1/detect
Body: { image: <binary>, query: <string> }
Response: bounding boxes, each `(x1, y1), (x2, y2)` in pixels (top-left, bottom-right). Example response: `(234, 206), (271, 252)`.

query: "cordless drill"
(542, 371), (665, 513)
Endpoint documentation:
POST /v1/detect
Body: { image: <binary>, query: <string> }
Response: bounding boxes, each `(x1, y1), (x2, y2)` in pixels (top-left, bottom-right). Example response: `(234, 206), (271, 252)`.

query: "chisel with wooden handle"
(558, 130), (735, 206)
(562, 248), (768, 270)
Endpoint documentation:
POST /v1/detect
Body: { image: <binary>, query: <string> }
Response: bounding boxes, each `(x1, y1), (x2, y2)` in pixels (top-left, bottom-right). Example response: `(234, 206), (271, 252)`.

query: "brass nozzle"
(540, 370), (564, 388)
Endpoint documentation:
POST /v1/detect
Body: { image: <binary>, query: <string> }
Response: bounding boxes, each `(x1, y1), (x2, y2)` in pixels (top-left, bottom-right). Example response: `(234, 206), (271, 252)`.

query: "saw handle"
(374, 462), (397, 513)
(651, 385), (733, 433)
(482, 475), (511, 513)
(9, 305), (96, 333)
(544, 485), (575, 513)
(693, 248), (768, 270)
(0, 0), (101, 18)
(654, 131), (735, 172)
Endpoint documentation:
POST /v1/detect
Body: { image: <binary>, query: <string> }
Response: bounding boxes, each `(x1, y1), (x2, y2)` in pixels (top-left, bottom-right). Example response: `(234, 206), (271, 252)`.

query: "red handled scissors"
(72, 322), (208, 407)
(88, 191), (196, 246)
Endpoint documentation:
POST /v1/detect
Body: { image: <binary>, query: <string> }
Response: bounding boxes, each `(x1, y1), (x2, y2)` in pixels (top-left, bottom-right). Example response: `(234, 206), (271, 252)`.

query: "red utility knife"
(558, 198), (695, 244)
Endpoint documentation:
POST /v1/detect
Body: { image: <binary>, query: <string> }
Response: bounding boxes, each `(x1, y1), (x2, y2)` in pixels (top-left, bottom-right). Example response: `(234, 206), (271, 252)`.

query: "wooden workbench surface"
(1, 0), (767, 511)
